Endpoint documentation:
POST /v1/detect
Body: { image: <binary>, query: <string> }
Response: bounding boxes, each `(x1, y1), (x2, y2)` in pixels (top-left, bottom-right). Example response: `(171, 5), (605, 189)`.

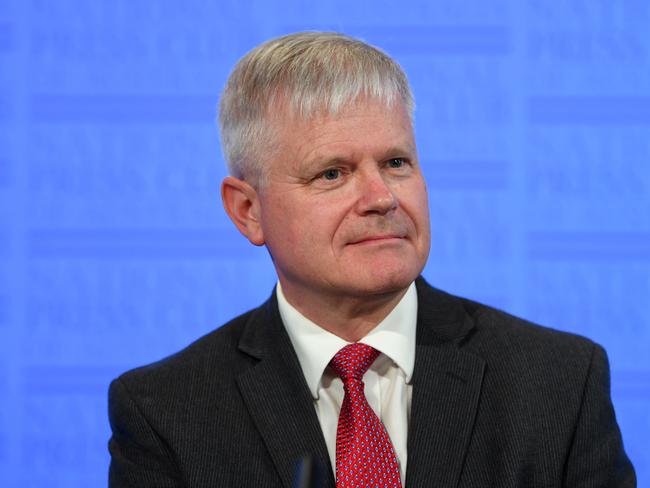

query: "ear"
(221, 176), (265, 246)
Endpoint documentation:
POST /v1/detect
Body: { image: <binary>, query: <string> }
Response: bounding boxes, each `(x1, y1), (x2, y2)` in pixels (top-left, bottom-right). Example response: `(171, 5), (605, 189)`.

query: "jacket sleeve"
(108, 377), (184, 488)
(563, 344), (636, 487)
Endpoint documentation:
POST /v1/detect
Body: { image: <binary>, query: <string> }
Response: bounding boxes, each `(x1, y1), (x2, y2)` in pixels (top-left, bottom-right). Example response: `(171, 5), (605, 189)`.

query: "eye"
(387, 158), (406, 169)
(321, 168), (341, 180)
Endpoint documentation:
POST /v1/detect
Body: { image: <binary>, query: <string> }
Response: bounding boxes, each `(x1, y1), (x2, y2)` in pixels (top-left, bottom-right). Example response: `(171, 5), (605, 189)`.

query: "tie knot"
(329, 343), (380, 382)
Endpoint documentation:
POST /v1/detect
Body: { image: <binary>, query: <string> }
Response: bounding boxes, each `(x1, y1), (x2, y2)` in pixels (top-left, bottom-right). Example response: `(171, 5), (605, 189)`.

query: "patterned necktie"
(329, 343), (402, 488)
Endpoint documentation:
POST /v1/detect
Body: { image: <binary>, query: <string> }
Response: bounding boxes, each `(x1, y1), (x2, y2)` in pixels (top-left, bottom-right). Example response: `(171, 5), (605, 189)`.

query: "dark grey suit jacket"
(108, 278), (635, 487)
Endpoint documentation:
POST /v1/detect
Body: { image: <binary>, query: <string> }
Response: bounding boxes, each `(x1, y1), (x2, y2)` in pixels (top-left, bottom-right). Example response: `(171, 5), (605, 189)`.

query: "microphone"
(293, 455), (327, 488)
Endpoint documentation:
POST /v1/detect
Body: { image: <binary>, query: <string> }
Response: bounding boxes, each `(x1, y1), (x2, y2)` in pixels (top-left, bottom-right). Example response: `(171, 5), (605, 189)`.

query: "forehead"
(267, 98), (415, 168)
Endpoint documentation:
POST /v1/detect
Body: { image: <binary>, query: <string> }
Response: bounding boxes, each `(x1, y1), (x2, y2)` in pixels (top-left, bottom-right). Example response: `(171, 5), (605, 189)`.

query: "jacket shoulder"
(111, 302), (265, 399)
(450, 294), (603, 394)
(416, 277), (597, 358)
(460, 295), (596, 357)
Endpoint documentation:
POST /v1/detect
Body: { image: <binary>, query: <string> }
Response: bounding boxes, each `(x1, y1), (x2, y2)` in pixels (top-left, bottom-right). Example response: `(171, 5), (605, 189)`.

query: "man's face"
(256, 98), (430, 302)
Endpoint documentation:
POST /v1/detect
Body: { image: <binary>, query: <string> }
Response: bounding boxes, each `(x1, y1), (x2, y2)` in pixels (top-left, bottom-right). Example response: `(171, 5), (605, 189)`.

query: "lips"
(345, 219), (411, 246)
(348, 234), (405, 245)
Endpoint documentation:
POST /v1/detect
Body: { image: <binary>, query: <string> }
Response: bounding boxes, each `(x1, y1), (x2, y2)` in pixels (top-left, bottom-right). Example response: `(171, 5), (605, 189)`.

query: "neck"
(278, 281), (410, 342)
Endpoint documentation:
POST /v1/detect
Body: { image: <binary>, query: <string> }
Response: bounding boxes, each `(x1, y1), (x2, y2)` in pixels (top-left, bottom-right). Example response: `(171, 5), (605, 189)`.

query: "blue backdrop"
(1, 1), (649, 486)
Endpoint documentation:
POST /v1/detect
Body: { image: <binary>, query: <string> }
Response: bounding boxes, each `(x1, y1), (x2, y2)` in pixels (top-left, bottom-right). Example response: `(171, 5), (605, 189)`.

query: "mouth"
(348, 234), (405, 245)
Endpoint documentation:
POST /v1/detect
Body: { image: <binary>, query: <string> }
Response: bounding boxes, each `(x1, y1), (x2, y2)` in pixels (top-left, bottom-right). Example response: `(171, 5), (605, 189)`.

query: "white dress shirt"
(277, 282), (417, 486)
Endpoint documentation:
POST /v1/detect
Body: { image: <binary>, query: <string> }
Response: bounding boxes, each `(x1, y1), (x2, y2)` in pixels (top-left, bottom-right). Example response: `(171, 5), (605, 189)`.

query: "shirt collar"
(277, 282), (418, 400)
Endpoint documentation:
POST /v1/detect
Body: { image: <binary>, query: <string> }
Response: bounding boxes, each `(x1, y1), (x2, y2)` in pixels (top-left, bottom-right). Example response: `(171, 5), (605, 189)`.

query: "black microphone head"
(293, 455), (327, 488)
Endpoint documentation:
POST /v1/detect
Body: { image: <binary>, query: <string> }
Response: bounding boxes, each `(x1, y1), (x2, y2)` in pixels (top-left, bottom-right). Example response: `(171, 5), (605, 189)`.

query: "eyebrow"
(301, 144), (417, 173)
(382, 144), (417, 159)
(302, 155), (349, 172)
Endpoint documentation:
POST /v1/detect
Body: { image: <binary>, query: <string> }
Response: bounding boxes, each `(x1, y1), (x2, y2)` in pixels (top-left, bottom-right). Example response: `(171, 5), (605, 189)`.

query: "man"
(108, 32), (635, 487)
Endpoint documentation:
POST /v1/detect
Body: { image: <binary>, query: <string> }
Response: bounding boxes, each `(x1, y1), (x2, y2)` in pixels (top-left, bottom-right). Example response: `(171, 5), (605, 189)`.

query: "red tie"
(329, 343), (402, 488)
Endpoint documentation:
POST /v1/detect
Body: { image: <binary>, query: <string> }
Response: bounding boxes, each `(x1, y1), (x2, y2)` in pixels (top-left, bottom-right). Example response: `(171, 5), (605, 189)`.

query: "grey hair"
(218, 31), (415, 186)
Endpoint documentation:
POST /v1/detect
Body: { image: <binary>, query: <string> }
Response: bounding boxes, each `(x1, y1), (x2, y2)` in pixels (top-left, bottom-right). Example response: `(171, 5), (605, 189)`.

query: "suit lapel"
(405, 280), (486, 488)
(236, 294), (335, 488)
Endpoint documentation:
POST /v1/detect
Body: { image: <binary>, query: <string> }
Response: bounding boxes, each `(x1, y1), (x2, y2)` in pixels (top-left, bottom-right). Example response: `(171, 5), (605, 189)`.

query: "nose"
(354, 166), (398, 215)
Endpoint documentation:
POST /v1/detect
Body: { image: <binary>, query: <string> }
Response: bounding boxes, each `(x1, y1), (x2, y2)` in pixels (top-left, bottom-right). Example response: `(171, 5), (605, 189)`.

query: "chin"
(350, 263), (420, 296)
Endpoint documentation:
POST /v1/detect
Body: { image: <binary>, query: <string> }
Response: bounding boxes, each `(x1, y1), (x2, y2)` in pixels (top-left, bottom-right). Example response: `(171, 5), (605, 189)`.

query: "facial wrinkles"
(275, 107), (415, 187)
(292, 110), (391, 172)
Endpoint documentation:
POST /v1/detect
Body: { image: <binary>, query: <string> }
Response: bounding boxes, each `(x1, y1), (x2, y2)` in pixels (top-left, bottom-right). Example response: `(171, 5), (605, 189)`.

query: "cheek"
(311, 197), (351, 237)
(267, 206), (326, 250)
(409, 180), (430, 222)
(265, 192), (353, 251)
